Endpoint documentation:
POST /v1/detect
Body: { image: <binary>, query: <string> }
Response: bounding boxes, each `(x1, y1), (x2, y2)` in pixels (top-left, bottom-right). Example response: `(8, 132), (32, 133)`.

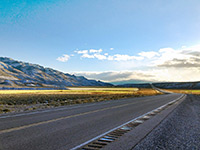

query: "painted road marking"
(0, 100), (117, 119)
(0, 100), (147, 134)
(0, 94), (184, 136)
(71, 94), (186, 150)
(0, 94), (174, 119)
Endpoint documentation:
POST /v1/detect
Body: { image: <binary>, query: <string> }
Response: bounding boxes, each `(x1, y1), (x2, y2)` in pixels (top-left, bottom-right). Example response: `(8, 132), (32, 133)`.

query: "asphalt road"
(0, 93), (182, 150)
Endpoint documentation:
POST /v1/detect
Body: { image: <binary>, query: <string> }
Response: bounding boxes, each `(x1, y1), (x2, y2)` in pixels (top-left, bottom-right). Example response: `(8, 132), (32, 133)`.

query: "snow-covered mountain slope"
(0, 57), (112, 89)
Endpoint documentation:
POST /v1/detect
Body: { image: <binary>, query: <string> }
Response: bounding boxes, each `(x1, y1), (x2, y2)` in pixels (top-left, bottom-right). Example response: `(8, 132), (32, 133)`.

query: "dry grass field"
(165, 89), (200, 95)
(0, 88), (162, 113)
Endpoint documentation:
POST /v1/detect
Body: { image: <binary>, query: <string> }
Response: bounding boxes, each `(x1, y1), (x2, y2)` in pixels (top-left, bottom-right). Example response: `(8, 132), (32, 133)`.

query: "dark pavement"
(0, 93), (182, 150)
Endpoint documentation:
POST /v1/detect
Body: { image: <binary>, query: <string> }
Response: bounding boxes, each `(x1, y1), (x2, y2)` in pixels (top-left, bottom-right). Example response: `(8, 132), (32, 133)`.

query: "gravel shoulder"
(133, 94), (200, 150)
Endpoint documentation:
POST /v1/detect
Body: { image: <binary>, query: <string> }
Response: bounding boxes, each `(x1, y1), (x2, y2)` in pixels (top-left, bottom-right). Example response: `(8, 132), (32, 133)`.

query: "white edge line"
(70, 94), (186, 150)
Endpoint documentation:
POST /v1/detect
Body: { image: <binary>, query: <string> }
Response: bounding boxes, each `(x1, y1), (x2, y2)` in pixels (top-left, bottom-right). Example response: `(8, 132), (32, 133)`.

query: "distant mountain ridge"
(0, 57), (112, 89)
(111, 80), (148, 85)
(118, 82), (200, 89)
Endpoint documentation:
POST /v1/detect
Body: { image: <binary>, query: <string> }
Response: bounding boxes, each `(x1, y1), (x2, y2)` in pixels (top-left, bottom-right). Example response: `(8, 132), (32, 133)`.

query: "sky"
(1, 0), (200, 84)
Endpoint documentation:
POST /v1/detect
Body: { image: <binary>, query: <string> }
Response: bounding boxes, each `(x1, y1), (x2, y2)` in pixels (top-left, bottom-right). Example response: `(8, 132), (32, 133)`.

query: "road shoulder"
(133, 94), (200, 150)
(103, 94), (186, 150)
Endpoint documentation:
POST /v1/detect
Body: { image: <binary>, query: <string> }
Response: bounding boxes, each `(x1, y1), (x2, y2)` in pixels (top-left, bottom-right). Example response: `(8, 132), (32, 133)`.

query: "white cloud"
(81, 53), (107, 60)
(138, 51), (159, 59)
(60, 44), (200, 82)
(57, 54), (70, 62)
(89, 49), (103, 53)
(113, 54), (131, 61)
(74, 71), (152, 82)
(81, 53), (95, 58)
(110, 48), (114, 50)
(113, 54), (143, 61)
(153, 45), (200, 68)
(107, 56), (114, 60)
(75, 50), (88, 54)
(94, 54), (107, 60)
(74, 67), (200, 83)
(75, 49), (144, 61)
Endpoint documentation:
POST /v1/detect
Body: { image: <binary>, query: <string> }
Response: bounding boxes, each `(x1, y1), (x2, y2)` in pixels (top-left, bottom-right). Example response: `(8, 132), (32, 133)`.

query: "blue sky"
(1, 0), (200, 83)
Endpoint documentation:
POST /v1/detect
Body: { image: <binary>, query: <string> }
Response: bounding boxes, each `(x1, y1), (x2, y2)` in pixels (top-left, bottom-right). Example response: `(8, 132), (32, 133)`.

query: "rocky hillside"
(0, 57), (112, 89)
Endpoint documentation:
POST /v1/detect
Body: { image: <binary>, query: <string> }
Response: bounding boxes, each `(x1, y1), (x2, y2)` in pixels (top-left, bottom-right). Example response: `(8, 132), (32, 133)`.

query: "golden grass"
(0, 88), (161, 113)
(67, 87), (139, 91)
(165, 89), (200, 94)
(0, 88), (139, 95)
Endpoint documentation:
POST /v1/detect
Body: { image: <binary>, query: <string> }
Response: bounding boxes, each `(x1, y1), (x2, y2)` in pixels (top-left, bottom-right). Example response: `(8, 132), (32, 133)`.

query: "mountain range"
(0, 57), (112, 89)
(0, 57), (199, 90)
(118, 82), (200, 89)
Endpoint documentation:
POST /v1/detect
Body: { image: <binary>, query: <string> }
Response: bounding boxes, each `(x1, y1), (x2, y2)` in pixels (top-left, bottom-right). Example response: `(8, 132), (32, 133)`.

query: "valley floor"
(0, 88), (161, 114)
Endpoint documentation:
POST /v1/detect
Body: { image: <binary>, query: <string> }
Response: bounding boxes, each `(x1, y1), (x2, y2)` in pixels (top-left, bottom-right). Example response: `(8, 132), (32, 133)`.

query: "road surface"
(0, 93), (182, 150)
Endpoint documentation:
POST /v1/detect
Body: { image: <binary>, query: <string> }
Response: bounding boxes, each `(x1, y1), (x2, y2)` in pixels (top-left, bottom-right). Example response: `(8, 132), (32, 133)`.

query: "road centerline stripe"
(0, 94), (181, 135)
(0, 100), (142, 134)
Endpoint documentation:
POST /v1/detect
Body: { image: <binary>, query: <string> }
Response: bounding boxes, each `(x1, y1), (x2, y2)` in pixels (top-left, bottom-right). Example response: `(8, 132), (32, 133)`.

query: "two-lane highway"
(0, 93), (182, 150)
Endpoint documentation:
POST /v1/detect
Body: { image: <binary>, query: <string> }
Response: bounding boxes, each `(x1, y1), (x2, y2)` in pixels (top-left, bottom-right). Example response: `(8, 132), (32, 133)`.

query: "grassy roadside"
(0, 88), (162, 114)
(164, 89), (200, 95)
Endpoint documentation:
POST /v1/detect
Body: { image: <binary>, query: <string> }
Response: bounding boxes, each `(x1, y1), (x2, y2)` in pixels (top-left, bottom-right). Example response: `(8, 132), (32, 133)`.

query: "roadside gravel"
(133, 94), (200, 150)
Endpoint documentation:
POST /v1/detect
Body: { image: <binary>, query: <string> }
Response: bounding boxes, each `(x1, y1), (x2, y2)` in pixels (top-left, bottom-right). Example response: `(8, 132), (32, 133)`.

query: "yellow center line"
(0, 101), (135, 134)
